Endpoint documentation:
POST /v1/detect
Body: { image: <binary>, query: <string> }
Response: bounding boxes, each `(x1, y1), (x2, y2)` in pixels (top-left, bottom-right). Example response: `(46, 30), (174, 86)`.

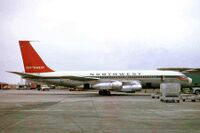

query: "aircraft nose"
(187, 77), (192, 85)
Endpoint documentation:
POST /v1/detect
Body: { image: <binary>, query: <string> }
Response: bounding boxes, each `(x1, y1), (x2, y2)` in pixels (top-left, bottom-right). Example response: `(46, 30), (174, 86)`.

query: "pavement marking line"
(0, 110), (66, 112)
(150, 109), (200, 113)
(175, 109), (200, 112)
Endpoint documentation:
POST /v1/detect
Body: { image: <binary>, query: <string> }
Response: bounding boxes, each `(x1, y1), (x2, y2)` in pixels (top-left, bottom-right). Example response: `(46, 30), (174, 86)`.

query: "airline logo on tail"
(19, 41), (54, 73)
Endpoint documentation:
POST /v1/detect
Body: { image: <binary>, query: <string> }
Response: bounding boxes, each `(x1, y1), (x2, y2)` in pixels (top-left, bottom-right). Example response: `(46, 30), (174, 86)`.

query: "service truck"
(160, 83), (181, 103)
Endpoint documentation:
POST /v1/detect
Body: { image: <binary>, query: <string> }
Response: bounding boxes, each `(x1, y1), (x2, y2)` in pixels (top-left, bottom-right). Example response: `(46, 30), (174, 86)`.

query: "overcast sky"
(0, 0), (200, 83)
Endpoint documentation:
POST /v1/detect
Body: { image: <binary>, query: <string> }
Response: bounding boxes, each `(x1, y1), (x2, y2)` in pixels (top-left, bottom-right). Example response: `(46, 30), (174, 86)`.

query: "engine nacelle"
(93, 81), (142, 92)
(93, 81), (122, 90)
(121, 84), (142, 92)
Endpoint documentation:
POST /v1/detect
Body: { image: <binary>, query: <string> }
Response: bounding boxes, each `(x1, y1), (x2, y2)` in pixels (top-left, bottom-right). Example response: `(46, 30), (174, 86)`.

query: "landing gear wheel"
(98, 90), (111, 96)
(106, 90), (111, 95)
(99, 90), (103, 95)
(192, 99), (196, 102)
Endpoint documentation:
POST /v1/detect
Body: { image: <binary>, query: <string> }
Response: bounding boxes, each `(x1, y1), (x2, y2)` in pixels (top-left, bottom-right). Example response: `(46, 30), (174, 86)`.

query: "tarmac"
(0, 89), (200, 133)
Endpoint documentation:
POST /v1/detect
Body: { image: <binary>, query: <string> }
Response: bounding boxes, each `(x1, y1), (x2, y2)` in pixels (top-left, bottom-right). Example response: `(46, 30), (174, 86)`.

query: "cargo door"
(146, 83), (152, 88)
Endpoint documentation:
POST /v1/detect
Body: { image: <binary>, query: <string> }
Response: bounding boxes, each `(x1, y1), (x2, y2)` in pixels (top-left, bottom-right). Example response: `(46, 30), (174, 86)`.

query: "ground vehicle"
(37, 85), (50, 91)
(182, 94), (200, 102)
(192, 88), (200, 95)
(160, 83), (181, 103)
(30, 83), (37, 89)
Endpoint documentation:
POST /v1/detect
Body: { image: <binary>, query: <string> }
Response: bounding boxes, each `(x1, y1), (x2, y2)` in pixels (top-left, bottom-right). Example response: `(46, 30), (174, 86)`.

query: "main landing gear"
(99, 90), (111, 96)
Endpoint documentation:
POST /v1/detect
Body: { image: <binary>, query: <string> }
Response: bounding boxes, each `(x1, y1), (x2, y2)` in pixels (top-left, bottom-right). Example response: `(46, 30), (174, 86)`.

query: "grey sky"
(0, 0), (200, 83)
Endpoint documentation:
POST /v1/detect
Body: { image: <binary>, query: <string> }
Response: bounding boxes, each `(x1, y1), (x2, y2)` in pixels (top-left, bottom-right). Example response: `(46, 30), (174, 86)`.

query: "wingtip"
(6, 71), (15, 73)
(6, 71), (20, 74)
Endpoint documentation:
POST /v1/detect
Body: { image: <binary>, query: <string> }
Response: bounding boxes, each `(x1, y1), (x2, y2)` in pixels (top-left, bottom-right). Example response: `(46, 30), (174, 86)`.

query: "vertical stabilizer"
(19, 41), (54, 73)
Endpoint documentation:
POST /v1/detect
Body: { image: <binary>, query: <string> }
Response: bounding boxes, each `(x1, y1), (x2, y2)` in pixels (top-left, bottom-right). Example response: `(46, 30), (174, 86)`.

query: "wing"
(8, 71), (99, 82)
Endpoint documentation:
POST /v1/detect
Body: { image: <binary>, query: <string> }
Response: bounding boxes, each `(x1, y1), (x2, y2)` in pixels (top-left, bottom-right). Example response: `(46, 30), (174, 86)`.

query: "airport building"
(0, 82), (8, 89)
(0, 82), (17, 90)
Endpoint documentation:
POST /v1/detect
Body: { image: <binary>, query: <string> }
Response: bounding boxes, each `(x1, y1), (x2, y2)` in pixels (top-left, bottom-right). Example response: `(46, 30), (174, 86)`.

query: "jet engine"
(120, 81), (142, 92)
(93, 81), (122, 90)
(93, 80), (142, 93)
(120, 84), (142, 92)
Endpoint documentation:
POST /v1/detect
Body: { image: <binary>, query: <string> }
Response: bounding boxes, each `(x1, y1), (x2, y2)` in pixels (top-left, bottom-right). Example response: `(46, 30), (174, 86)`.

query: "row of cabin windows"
(89, 76), (177, 79)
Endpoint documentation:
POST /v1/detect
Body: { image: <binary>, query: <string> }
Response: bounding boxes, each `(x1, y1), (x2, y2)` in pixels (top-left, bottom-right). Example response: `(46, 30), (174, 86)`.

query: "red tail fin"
(19, 41), (54, 73)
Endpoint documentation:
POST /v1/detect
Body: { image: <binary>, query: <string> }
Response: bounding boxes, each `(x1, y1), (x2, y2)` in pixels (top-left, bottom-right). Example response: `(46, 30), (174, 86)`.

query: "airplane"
(9, 41), (192, 95)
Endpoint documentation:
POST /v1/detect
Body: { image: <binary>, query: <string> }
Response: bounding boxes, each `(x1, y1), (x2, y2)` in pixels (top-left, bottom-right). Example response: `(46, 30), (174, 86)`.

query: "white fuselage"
(27, 70), (191, 88)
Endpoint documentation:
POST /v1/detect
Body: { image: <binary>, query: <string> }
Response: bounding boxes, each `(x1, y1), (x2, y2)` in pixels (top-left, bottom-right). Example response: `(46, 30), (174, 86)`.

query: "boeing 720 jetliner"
(9, 41), (192, 95)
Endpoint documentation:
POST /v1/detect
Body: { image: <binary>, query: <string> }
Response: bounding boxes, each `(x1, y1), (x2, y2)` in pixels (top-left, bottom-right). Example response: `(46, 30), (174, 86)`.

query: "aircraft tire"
(99, 90), (111, 96)
(99, 90), (103, 95)
(106, 90), (111, 95)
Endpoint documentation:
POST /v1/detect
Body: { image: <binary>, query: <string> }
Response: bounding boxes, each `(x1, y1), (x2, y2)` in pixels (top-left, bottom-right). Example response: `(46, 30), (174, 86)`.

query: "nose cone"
(188, 77), (192, 85)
